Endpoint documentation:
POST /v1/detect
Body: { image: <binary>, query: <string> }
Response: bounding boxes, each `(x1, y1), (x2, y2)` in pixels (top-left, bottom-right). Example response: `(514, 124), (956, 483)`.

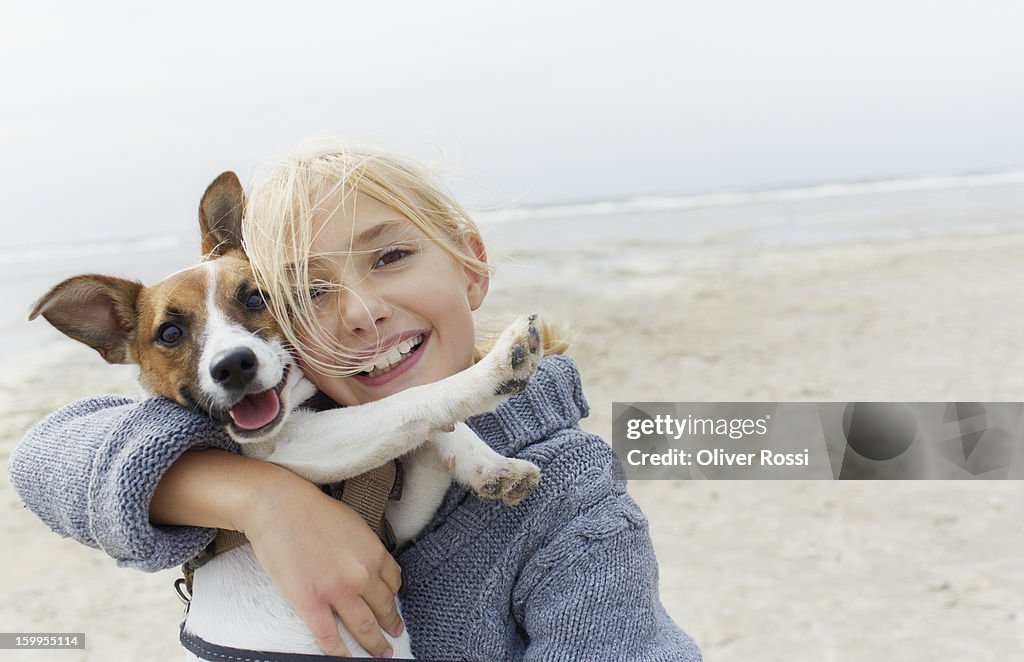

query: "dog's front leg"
(429, 424), (540, 505)
(415, 314), (544, 423)
(251, 405), (451, 484)
(250, 315), (543, 485)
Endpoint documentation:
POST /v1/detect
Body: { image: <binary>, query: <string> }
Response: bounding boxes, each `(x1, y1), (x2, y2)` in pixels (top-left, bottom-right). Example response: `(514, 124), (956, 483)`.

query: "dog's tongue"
(229, 389), (280, 430)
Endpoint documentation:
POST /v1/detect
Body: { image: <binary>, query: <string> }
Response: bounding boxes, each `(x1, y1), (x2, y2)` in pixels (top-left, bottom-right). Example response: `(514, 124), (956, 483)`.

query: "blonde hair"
(243, 140), (567, 377)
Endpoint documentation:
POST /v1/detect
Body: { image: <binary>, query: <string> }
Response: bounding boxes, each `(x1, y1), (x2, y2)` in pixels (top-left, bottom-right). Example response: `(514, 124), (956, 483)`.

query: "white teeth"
(359, 335), (423, 376)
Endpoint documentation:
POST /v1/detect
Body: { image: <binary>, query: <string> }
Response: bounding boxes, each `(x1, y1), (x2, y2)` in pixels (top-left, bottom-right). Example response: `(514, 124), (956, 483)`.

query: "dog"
(29, 172), (543, 659)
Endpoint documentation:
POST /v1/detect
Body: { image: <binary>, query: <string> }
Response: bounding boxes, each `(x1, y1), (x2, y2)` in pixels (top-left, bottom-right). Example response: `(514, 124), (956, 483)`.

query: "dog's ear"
(29, 275), (143, 364)
(199, 171), (245, 257)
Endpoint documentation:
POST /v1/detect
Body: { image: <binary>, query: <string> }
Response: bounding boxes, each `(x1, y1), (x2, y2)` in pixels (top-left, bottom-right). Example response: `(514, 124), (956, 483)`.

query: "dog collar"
(176, 460), (402, 602)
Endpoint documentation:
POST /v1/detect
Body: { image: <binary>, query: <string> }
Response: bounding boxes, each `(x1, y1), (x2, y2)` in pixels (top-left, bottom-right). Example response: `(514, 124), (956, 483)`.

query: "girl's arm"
(152, 450), (404, 659)
(9, 395), (403, 659)
(519, 522), (702, 661)
(512, 440), (702, 661)
(8, 395), (232, 566)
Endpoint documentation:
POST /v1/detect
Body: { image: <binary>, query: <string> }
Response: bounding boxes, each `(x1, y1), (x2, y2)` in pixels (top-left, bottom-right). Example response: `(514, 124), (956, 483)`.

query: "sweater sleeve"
(519, 525), (701, 662)
(7, 395), (239, 572)
(513, 432), (702, 662)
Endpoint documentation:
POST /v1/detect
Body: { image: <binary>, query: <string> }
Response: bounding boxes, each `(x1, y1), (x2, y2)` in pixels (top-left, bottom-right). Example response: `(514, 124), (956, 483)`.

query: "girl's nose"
(337, 283), (391, 336)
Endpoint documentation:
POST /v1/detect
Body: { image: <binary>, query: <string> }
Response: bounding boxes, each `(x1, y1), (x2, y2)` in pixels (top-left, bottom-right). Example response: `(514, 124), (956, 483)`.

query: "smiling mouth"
(226, 366), (290, 434)
(357, 334), (425, 378)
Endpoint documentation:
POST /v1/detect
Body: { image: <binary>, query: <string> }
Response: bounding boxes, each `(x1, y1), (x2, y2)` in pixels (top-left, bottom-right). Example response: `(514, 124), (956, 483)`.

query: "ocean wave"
(474, 170), (1024, 225)
(5, 170), (1024, 264)
(0, 234), (189, 266)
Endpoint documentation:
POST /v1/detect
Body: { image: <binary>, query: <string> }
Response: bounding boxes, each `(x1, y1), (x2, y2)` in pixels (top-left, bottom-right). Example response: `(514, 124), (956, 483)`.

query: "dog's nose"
(210, 348), (258, 390)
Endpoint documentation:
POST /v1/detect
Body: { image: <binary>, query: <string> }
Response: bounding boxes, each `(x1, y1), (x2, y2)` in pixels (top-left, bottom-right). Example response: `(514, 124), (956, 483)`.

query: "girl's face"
(296, 190), (488, 406)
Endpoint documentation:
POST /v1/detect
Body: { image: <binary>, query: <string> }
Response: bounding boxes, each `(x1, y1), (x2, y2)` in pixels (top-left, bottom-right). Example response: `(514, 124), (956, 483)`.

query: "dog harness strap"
(179, 622), (418, 662)
(330, 460), (400, 545)
(178, 461), (402, 599)
(213, 529), (249, 554)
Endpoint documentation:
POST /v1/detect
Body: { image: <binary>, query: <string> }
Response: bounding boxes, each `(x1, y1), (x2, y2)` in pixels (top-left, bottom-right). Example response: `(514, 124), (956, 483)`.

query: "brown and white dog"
(30, 172), (542, 659)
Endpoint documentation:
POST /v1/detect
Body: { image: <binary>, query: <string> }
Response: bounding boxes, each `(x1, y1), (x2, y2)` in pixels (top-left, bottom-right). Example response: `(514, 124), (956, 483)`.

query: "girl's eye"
(375, 247), (409, 268)
(157, 323), (184, 347)
(245, 291), (266, 311)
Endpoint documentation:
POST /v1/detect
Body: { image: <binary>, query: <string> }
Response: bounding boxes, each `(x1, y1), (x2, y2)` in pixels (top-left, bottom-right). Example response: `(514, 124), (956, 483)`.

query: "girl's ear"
(463, 231), (489, 311)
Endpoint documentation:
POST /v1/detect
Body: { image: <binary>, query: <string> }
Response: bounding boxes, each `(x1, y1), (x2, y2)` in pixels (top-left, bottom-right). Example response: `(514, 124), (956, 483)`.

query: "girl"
(9, 142), (701, 661)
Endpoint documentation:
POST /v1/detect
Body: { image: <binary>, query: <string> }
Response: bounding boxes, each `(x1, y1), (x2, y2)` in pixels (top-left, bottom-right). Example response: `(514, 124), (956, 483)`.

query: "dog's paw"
(471, 457), (541, 505)
(488, 314), (542, 397)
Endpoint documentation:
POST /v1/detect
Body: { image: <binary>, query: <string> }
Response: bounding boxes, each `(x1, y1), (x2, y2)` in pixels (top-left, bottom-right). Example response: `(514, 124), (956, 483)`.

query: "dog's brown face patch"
(131, 255), (283, 411)
(209, 256), (283, 340)
(132, 264), (209, 405)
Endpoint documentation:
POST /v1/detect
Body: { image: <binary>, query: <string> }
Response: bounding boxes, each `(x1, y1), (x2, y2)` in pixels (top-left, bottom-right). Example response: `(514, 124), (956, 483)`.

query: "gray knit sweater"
(9, 356), (701, 661)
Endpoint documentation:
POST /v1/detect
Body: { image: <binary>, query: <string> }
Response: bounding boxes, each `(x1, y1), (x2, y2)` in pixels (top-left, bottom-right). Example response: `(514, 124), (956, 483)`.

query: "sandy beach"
(2, 180), (1024, 660)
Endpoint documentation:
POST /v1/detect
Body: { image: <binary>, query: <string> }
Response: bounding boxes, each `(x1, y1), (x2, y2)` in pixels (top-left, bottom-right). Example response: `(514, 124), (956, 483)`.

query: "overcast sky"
(2, 0), (1023, 248)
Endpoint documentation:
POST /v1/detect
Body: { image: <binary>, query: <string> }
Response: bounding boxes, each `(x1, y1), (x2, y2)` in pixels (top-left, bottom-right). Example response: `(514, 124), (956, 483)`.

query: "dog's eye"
(157, 323), (184, 347)
(245, 291), (266, 311)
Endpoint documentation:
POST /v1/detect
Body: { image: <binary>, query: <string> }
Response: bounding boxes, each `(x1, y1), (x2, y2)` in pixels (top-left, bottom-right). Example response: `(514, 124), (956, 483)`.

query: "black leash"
(179, 622), (419, 661)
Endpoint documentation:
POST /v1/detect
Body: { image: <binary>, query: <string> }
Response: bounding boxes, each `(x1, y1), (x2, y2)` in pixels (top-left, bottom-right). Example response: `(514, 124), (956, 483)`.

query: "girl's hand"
(236, 465), (404, 659)
(151, 450), (403, 659)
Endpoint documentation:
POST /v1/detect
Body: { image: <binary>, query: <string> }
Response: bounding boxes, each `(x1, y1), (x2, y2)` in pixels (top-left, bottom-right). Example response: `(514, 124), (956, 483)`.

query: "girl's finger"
(381, 555), (403, 595)
(365, 579), (404, 639)
(335, 600), (393, 659)
(300, 606), (351, 658)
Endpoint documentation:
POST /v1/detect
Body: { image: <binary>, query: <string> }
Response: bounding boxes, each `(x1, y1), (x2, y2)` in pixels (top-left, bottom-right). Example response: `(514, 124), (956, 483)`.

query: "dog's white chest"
(184, 543), (413, 659)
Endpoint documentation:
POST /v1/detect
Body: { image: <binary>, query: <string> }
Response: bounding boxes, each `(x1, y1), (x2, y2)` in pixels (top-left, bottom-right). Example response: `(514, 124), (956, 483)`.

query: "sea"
(4, 171), (1024, 361)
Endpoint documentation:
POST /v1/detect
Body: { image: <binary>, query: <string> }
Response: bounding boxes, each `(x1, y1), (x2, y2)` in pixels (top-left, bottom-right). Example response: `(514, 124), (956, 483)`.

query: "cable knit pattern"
(8, 356), (701, 661)
(398, 356), (701, 661)
(9, 395), (238, 570)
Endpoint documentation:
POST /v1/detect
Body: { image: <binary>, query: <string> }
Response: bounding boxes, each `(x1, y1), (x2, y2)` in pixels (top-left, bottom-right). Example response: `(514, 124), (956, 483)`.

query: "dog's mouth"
(226, 366), (290, 435)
